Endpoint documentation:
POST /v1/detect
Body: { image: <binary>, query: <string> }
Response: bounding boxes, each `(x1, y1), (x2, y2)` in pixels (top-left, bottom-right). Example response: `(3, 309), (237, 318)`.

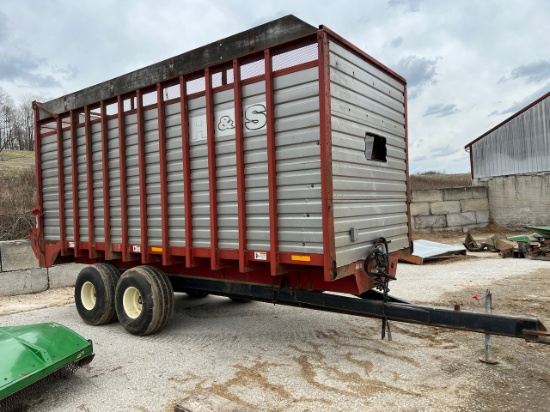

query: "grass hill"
(410, 172), (472, 190)
(0, 150), (35, 175)
(0, 150), (36, 240)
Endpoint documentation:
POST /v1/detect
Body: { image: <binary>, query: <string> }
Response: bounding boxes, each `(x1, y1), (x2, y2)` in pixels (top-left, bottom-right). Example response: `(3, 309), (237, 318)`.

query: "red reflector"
(32, 208), (40, 215)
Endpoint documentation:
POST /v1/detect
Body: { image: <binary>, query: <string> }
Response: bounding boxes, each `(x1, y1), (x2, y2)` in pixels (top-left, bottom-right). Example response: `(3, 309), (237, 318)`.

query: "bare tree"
(0, 87), (17, 154)
(0, 89), (46, 155)
(16, 95), (40, 151)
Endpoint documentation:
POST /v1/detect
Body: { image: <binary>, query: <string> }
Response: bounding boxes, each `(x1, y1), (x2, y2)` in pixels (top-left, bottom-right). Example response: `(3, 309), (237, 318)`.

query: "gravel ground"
(1, 240), (549, 412)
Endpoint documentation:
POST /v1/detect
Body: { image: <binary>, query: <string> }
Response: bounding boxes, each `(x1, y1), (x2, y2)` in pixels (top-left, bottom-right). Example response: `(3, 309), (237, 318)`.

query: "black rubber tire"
(229, 297), (252, 303)
(74, 263), (121, 326)
(147, 266), (175, 332)
(186, 290), (209, 299)
(115, 266), (174, 336)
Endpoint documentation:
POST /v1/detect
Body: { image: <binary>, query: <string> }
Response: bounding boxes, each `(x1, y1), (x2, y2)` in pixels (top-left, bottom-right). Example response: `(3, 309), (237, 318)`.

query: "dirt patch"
(414, 268), (550, 412)
(0, 287), (74, 316)
(417, 268), (550, 317)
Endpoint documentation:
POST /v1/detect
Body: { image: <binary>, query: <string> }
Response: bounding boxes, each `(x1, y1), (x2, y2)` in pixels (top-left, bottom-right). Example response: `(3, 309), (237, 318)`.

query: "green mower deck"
(0, 322), (94, 406)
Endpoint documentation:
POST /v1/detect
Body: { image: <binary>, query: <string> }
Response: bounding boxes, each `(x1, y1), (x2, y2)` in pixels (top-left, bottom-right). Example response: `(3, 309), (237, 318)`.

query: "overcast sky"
(1, 0), (549, 173)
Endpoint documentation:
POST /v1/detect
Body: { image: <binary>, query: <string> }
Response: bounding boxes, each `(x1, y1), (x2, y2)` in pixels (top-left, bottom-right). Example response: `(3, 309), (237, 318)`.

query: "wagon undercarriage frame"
(169, 275), (550, 344)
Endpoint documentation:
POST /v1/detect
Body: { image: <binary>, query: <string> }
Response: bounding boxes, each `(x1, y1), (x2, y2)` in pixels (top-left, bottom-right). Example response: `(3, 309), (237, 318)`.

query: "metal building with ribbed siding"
(465, 91), (550, 227)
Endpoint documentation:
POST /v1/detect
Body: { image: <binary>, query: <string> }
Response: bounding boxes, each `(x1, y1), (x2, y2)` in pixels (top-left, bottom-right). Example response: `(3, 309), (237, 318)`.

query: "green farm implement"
(0, 323), (94, 411)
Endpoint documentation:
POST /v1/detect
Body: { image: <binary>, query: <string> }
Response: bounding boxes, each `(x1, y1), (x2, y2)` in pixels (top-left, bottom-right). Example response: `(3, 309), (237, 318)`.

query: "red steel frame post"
(317, 30), (336, 281)
(264, 49), (281, 276)
(33, 104), (45, 265)
(117, 96), (130, 261)
(403, 87), (413, 245)
(84, 106), (97, 258)
(205, 68), (220, 270)
(136, 89), (150, 264)
(56, 116), (67, 255)
(100, 101), (113, 259)
(179, 76), (195, 268)
(156, 83), (171, 265)
(69, 110), (82, 257)
(232, 59), (249, 273)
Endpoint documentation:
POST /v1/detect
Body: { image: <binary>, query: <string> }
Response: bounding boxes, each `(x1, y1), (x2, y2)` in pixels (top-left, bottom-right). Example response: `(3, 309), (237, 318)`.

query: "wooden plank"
(39, 15), (316, 118)
(175, 391), (258, 412)
(399, 255), (424, 265)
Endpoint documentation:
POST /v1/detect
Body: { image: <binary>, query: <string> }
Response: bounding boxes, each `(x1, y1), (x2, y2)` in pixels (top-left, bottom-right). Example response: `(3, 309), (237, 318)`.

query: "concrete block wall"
(474, 173), (550, 228)
(0, 240), (85, 296)
(411, 186), (490, 232)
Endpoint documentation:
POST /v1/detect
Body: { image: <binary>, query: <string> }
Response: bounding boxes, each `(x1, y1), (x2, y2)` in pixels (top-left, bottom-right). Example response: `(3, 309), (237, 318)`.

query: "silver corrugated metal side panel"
(472, 96), (550, 178)
(63, 129), (74, 240)
(274, 67), (322, 254)
(91, 122), (105, 242)
(76, 126), (88, 242)
(125, 113), (141, 245)
(165, 102), (185, 247)
(188, 96), (210, 248)
(213, 89), (238, 250)
(329, 40), (408, 267)
(107, 117), (122, 244)
(41, 134), (60, 240)
(242, 80), (269, 250)
(143, 108), (161, 245)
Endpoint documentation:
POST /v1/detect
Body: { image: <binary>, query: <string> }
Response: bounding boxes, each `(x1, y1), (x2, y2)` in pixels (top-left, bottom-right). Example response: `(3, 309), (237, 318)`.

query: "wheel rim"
(123, 286), (143, 319)
(81, 281), (97, 310)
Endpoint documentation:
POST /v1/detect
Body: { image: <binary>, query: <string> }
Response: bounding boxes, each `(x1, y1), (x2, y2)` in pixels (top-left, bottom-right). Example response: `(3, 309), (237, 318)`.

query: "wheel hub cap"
(81, 281), (97, 310)
(123, 286), (142, 319)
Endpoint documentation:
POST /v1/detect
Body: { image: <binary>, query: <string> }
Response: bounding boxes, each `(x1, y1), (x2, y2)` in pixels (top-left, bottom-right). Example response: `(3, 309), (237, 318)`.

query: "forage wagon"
(30, 15), (549, 343)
